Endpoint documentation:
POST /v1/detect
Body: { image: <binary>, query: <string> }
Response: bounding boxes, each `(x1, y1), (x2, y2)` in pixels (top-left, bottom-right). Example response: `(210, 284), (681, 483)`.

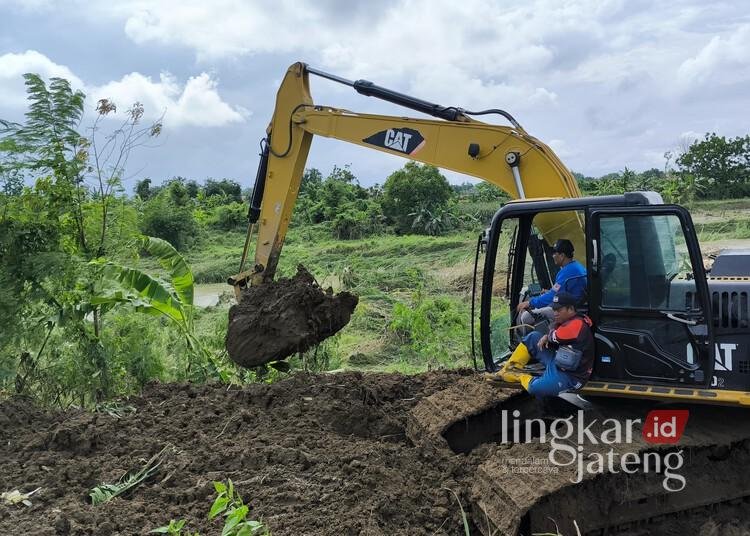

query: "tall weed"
(388, 294), (469, 368)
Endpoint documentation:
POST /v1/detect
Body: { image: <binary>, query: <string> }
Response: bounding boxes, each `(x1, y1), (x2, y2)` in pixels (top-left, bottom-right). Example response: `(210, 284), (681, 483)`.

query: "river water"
(193, 283), (233, 308)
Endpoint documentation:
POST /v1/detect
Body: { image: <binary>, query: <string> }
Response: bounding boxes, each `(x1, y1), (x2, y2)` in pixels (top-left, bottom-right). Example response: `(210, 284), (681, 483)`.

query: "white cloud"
(59, 1), (745, 111)
(548, 139), (580, 160)
(119, 0), (323, 60)
(407, 64), (558, 114)
(2, 0), (749, 179)
(0, 50), (246, 128)
(677, 24), (750, 87)
(642, 150), (670, 169)
(86, 0), (744, 176)
(91, 72), (248, 127)
(679, 130), (701, 143)
(9, 2), (748, 112)
(0, 50), (84, 107)
(0, 0), (56, 12)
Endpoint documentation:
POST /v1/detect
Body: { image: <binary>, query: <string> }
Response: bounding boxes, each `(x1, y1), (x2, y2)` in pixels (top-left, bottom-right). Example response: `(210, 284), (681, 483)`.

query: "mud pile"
(226, 265), (358, 367)
(3, 372), (750, 535)
(0, 371), (477, 536)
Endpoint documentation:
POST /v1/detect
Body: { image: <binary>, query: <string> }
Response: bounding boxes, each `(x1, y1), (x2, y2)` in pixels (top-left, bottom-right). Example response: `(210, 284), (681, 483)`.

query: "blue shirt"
(530, 260), (587, 309)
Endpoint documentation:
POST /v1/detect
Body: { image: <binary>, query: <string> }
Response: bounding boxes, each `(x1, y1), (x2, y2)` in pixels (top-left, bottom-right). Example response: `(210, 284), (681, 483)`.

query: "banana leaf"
(96, 263), (186, 324)
(138, 236), (194, 307)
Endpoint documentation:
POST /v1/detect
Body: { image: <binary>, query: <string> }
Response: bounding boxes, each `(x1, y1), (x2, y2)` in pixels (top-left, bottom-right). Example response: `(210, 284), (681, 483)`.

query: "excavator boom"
(232, 62), (582, 289)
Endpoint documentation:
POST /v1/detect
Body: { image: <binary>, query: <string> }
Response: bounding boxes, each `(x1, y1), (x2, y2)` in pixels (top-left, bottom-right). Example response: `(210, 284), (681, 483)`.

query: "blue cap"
(552, 291), (577, 309)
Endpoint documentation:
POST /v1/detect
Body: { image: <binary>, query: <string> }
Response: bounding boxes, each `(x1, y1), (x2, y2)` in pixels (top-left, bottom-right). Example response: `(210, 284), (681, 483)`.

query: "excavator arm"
(230, 61), (582, 292)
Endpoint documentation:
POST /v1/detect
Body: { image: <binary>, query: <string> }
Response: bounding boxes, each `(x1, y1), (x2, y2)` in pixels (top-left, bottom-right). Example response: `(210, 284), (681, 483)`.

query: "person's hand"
(516, 301), (530, 313)
(537, 334), (549, 349)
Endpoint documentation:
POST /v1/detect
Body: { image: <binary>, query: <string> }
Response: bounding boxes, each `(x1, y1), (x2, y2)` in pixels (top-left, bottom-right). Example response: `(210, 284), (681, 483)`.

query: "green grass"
(189, 226), (479, 288)
(288, 230), (486, 373)
(187, 230), (246, 283)
(696, 219), (750, 242)
(692, 198), (750, 211)
(188, 226), (493, 374)
(690, 199), (750, 241)
(454, 199), (503, 226)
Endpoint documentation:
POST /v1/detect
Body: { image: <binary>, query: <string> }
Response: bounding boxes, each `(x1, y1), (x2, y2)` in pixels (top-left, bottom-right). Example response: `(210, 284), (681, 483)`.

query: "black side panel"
(706, 280), (750, 391)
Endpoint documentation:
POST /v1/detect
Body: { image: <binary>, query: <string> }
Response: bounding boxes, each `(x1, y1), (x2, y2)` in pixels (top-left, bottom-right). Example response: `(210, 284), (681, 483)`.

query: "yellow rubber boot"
(498, 370), (533, 387)
(486, 343), (533, 383)
(519, 374), (532, 391)
(506, 343), (531, 368)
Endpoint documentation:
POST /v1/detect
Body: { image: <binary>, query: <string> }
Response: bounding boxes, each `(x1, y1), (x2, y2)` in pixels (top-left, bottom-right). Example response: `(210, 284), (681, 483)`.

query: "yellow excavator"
(228, 61), (748, 406)
(226, 62), (750, 534)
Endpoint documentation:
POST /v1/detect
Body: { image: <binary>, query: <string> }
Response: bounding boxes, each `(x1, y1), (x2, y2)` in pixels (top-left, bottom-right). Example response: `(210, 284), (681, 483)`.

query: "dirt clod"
(226, 265), (358, 367)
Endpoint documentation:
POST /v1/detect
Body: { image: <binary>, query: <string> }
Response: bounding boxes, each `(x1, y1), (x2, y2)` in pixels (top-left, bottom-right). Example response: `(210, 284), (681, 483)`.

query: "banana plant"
(91, 236), (194, 328)
(90, 236), (227, 381)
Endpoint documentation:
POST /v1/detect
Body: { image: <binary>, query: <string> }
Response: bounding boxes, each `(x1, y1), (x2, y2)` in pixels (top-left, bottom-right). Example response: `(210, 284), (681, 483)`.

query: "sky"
(1, 0), (749, 190)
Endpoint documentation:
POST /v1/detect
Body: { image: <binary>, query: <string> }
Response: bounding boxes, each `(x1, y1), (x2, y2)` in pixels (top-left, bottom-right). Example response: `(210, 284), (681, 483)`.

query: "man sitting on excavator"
(516, 238), (587, 329)
(494, 291), (595, 397)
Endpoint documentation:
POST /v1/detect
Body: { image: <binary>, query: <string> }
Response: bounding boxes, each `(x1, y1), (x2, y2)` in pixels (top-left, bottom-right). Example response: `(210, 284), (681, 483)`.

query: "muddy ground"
(2, 371), (750, 536)
(0, 371), (479, 536)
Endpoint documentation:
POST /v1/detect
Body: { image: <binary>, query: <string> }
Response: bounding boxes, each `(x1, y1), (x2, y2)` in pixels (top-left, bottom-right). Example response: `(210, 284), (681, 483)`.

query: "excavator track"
(406, 376), (525, 456)
(407, 377), (750, 535)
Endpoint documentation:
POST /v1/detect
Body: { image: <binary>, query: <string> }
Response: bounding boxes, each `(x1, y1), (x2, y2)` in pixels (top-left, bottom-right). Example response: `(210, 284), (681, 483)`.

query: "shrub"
(330, 202), (385, 239)
(203, 179), (243, 203)
(383, 162), (454, 234)
(473, 182), (510, 203)
(209, 202), (247, 231)
(388, 295), (467, 366)
(140, 194), (199, 250)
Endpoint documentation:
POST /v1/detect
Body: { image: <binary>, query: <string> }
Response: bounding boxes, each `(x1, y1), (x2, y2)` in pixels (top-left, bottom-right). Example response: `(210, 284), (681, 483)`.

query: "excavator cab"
(476, 192), (750, 404)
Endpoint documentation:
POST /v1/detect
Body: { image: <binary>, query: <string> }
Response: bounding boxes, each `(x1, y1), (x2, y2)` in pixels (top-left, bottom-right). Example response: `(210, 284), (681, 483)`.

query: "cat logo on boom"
(363, 127), (425, 155)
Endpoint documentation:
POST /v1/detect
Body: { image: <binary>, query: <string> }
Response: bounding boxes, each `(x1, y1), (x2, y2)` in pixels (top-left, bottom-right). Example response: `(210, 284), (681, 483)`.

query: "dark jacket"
(549, 314), (594, 381)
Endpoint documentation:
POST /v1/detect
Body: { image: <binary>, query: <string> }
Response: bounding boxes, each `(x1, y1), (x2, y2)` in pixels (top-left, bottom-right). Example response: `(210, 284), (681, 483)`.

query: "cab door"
(587, 206), (714, 386)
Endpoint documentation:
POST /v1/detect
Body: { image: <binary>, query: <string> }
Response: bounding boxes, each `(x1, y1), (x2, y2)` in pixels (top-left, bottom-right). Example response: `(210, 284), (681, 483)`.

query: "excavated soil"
(226, 266), (358, 367)
(3, 372), (750, 536)
(0, 371), (480, 536)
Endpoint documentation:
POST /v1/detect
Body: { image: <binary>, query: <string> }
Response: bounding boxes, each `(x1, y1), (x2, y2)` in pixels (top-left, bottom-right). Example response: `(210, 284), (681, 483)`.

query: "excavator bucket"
(225, 265), (358, 368)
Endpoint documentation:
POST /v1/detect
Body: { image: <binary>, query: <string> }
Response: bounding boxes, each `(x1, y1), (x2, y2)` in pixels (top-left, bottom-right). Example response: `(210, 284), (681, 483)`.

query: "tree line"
(132, 132), (750, 249)
(127, 160), (510, 248)
(574, 134), (750, 203)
